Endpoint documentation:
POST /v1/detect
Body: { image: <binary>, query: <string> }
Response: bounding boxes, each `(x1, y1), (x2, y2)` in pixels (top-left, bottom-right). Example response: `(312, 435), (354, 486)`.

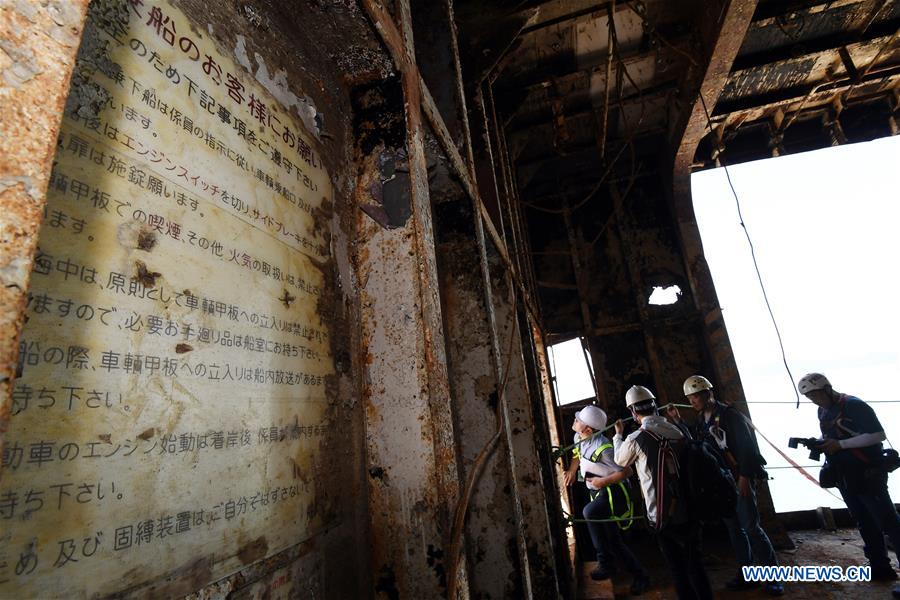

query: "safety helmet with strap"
(625, 385), (656, 408)
(575, 405), (608, 432)
(798, 373), (831, 395)
(683, 375), (713, 396)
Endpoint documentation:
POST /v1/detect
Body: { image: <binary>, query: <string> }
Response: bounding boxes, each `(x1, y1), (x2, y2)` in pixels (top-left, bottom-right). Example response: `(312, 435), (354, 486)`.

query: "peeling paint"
(0, 175), (40, 200)
(232, 35), (323, 138)
(0, 38), (40, 87)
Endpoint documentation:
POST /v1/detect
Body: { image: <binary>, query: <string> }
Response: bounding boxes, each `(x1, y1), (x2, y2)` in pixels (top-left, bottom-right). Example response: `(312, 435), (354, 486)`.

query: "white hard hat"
(798, 373), (831, 394)
(575, 405), (608, 431)
(683, 375), (713, 396)
(625, 385), (656, 408)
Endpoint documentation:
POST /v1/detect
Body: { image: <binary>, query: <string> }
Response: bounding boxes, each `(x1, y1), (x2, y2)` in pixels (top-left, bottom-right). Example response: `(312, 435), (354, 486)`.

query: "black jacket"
(692, 402), (767, 479)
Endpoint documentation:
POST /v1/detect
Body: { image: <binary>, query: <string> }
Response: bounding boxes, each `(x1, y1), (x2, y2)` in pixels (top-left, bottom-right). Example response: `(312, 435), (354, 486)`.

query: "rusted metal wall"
(0, 0), (91, 478)
(434, 195), (523, 599)
(487, 258), (561, 598)
(1, 1), (576, 598)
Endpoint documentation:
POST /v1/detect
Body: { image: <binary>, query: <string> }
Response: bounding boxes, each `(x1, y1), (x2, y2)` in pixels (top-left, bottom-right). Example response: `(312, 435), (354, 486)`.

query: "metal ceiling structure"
(1, 0), (897, 597)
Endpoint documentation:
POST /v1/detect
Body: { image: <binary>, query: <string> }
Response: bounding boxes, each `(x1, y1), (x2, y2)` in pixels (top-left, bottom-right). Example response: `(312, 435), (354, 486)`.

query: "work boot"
(764, 581), (785, 596)
(630, 573), (650, 596)
(590, 563), (615, 581)
(872, 565), (899, 581)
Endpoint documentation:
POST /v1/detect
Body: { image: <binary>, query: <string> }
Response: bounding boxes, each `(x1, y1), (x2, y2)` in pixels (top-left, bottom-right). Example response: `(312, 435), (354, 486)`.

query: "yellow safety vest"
(587, 442), (635, 531)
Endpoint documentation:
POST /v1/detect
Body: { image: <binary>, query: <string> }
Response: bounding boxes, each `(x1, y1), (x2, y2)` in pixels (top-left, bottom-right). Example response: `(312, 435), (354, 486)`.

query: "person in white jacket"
(563, 405), (650, 594)
(614, 385), (712, 600)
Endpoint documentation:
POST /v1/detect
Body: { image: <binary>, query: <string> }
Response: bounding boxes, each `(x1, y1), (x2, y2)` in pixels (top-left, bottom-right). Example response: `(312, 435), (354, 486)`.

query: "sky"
(691, 134), (900, 512)
(550, 134), (900, 513)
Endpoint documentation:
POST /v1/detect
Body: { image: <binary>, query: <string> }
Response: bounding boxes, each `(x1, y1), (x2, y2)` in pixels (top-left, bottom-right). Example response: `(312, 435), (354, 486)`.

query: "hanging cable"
(696, 93), (801, 407)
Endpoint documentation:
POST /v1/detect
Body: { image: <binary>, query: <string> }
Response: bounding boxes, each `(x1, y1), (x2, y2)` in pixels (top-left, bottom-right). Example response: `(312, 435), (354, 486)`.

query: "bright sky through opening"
(548, 338), (596, 405)
(691, 134), (900, 513)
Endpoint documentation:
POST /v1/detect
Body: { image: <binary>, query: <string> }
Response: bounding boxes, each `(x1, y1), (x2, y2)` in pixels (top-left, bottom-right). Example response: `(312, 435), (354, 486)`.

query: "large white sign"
(0, 2), (334, 596)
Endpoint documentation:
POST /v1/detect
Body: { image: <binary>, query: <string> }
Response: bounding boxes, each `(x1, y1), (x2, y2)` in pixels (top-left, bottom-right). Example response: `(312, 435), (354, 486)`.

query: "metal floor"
(576, 527), (898, 599)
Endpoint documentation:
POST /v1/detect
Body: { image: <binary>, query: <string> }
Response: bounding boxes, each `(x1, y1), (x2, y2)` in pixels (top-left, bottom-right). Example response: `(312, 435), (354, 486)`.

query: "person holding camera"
(798, 372), (900, 580)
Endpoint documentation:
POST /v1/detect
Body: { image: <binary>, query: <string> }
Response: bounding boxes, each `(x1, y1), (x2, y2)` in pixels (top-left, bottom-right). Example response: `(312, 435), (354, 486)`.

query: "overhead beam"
(717, 32), (900, 115)
(508, 83), (677, 133)
(671, 0), (758, 198)
(713, 70), (900, 127)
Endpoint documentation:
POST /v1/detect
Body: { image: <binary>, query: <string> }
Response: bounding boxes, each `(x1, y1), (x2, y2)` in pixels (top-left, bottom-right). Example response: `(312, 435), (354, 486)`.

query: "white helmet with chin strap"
(798, 373), (831, 395)
(683, 375), (713, 396)
(575, 405), (608, 432)
(625, 385), (656, 408)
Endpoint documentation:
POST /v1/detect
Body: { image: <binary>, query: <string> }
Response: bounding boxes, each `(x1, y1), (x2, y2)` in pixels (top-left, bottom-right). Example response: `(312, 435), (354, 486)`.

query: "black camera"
(883, 449), (900, 473)
(788, 437), (823, 461)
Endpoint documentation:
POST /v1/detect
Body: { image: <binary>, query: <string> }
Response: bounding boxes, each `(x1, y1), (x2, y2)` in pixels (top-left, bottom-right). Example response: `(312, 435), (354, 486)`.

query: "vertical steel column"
(472, 214), (534, 598)
(356, 1), (465, 596)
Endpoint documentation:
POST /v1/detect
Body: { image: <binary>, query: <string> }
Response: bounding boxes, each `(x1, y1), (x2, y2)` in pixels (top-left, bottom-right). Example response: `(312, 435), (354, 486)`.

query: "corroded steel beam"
(421, 81), (543, 326)
(667, 0), (792, 549)
(669, 0), (759, 418)
(360, 2), (564, 597)
(360, 0), (542, 328)
(671, 0), (758, 198)
(356, 0), (466, 597)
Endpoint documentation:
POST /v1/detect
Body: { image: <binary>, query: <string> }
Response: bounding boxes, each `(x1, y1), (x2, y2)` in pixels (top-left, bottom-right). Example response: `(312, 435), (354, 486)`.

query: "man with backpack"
(799, 372), (900, 581)
(668, 375), (783, 596)
(614, 385), (713, 600)
(563, 405), (651, 594)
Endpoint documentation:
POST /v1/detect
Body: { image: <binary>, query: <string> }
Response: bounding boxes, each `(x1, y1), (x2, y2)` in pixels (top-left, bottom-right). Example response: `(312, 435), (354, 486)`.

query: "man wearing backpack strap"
(669, 375), (783, 596)
(614, 385), (713, 600)
(563, 405), (651, 594)
(799, 372), (900, 582)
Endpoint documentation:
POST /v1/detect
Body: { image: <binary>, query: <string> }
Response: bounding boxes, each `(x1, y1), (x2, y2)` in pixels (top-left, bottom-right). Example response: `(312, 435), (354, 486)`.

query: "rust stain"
(0, 1), (91, 482)
(137, 229), (157, 251)
(279, 289), (296, 309)
(175, 343), (193, 354)
(98, 433), (112, 444)
(132, 260), (161, 288)
(137, 427), (155, 441)
(237, 536), (269, 565)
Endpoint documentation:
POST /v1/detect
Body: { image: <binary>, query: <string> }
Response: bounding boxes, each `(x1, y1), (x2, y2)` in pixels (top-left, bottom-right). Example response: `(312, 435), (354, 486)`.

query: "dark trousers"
(583, 483), (645, 576)
(656, 521), (713, 600)
(723, 480), (778, 568)
(839, 471), (900, 570)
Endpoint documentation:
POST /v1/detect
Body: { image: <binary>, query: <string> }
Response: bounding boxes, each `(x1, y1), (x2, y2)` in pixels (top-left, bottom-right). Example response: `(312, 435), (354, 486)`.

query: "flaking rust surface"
(0, 1), (91, 457)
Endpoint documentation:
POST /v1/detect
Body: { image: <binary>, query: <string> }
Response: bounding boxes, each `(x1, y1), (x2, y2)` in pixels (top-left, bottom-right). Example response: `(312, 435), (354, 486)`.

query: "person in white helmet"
(798, 372), (900, 581)
(668, 375), (782, 596)
(614, 385), (712, 600)
(563, 405), (650, 593)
